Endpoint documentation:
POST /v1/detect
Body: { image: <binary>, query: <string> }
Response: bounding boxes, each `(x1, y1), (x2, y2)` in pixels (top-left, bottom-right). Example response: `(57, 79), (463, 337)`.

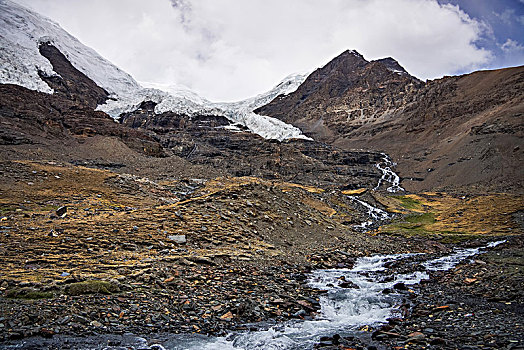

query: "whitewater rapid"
(159, 241), (505, 350)
(347, 152), (405, 230)
(374, 153), (404, 193)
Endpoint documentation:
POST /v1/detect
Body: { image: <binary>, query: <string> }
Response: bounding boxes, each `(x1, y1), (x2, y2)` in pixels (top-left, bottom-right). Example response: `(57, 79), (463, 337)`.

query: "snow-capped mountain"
(0, 0), (310, 141)
(0, 0), (140, 97)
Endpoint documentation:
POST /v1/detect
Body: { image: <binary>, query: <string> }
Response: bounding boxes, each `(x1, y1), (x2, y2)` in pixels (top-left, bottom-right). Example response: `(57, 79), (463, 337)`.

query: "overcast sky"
(13, 0), (524, 102)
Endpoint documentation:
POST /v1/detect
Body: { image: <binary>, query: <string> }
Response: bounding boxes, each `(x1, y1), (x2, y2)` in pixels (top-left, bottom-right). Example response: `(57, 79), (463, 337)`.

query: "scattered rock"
(167, 235), (186, 244)
(393, 282), (407, 290)
(56, 206), (67, 217)
(220, 311), (233, 321)
(90, 320), (103, 328)
(339, 281), (359, 289)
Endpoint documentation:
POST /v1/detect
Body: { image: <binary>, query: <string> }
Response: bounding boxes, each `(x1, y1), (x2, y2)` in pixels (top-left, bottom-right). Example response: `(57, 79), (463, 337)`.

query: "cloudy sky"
(14, 0), (524, 102)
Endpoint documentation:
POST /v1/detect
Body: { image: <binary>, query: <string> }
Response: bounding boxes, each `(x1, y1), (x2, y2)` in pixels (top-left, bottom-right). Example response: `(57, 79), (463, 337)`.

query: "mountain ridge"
(255, 49), (422, 141)
(256, 51), (523, 192)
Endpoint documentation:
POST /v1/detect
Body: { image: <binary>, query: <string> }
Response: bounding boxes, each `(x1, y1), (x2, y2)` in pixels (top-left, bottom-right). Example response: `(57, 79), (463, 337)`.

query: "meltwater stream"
(347, 196), (391, 231)
(374, 153), (404, 193)
(347, 152), (403, 231)
(162, 241), (505, 350)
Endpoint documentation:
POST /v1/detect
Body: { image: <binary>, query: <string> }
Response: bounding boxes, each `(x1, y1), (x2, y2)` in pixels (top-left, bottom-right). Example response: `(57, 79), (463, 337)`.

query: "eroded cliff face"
(119, 101), (385, 189)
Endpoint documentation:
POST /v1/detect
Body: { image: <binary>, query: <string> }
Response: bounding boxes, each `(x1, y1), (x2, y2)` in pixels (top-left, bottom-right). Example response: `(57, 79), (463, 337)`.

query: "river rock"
(339, 281), (359, 289)
(393, 282), (407, 290)
(220, 311), (233, 321)
(56, 206), (67, 217)
(168, 235), (186, 244)
(406, 331), (425, 343)
(90, 320), (103, 328)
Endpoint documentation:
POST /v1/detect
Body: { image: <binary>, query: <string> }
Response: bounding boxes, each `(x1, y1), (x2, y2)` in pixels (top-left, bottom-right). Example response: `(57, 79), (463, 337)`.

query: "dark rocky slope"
(119, 101), (385, 189)
(255, 50), (422, 140)
(0, 83), (162, 157)
(38, 42), (110, 109)
(257, 51), (523, 192)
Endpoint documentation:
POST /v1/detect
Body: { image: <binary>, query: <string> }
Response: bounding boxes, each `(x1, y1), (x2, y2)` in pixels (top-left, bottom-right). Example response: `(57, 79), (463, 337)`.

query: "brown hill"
(257, 51), (524, 193)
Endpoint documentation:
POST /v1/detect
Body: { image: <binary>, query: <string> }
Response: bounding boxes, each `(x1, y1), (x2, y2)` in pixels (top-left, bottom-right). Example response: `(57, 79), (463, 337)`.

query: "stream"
(347, 196), (391, 231)
(347, 152), (403, 231)
(374, 153), (404, 193)
(4, 242), (505, 350)
(159, 241), (505, 350)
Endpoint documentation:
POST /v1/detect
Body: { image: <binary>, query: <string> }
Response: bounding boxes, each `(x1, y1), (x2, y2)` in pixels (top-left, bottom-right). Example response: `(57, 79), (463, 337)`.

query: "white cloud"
(14, 0), (492, 101)
(494, 8), (516, 25)
(501, 39), (524, 53)
(495, 39), (524, 69)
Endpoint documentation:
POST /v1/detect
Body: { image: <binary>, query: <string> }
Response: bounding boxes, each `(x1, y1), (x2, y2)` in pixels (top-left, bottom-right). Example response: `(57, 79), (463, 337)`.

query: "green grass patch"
(5, 287), (54, 299)
(404, 212), (436, 225)
(380, 212), (437, 237)
(391, 195), (423, 210)
(380, 212), (490, 243)
(65, 280), (119, 296)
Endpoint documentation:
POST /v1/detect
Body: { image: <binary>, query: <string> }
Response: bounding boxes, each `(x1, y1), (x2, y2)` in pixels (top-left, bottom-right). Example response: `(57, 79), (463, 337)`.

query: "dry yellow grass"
(341, 188), (367, 195)
(378, 192), (523, 240)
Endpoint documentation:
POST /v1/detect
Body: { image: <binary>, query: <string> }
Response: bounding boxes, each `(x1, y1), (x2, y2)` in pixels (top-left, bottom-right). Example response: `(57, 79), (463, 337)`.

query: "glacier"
(0, 0), (311, 141)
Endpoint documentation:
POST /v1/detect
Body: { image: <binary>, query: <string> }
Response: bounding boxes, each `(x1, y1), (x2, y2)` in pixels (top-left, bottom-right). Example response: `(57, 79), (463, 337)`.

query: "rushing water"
(348, 152), (403, 231)
(160, 241), (505, 350)
(374, 153), (404, 193)
(6, 242), (505, 350)
(347, 195), (391, 230)
(422, 240), (505, 271)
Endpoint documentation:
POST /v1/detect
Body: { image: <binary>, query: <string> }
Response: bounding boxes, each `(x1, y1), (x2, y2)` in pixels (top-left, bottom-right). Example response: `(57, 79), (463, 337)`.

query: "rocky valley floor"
(0, 154), (522, 349)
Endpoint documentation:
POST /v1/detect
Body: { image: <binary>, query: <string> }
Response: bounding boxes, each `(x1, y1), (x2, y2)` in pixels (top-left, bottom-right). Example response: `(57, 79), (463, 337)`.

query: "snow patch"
(215, 72), (312, 141)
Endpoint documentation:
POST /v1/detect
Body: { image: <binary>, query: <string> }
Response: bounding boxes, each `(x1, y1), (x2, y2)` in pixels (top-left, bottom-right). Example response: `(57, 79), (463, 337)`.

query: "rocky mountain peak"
(305, 50), (416, 92)
(254, 50), (422, 140)
(307, 50), (368, 89)
(373, 57), (412, 77)
(327, 49), (368, 67)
